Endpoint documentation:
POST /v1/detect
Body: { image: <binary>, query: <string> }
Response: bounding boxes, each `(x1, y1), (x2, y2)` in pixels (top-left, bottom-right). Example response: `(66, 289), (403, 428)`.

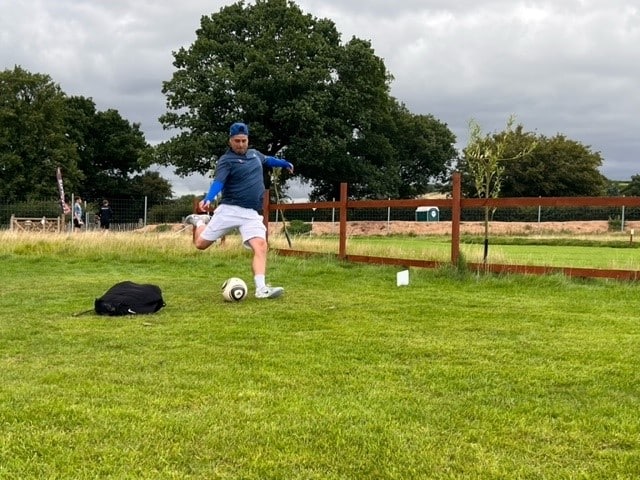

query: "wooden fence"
(10, 215), (63, 233)
(263, 172), (640, 281)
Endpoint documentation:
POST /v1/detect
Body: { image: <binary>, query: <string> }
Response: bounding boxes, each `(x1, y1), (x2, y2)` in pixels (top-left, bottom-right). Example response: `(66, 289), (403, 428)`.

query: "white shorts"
(200, 204), (266, 246)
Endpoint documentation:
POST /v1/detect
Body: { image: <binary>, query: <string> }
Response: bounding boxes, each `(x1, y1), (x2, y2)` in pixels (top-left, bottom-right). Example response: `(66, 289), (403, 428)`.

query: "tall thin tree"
(464, 115), (536, 263)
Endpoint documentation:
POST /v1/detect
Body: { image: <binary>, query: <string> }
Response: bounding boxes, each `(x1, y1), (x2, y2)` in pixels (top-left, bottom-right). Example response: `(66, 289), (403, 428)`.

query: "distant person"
(184, 122), (293, 299)
(97, 199), (113, 231)
(73, 197), (84, 231)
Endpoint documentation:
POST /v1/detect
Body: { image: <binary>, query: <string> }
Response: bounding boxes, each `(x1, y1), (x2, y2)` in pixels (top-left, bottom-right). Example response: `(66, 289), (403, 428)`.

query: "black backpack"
(94, 281), (165, 316)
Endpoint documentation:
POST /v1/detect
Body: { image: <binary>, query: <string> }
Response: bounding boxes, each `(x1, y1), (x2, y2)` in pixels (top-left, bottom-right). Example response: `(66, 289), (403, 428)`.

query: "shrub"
(608, 216), (622, 232)
(286, 220), (312, 236)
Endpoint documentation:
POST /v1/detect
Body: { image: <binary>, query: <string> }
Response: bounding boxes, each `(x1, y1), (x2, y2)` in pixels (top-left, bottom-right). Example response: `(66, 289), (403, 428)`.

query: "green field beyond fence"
(265, 230), (640, 272)
(1, 232), (639, 479)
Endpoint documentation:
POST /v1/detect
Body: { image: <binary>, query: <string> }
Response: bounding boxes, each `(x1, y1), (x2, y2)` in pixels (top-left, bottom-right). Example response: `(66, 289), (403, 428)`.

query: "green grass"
(270, 234), (640, 270)
(1, 232), (639, 479)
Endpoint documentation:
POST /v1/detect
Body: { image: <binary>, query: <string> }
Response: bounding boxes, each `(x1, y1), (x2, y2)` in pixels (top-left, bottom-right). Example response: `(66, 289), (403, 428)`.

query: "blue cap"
(229, 122), (249, 137)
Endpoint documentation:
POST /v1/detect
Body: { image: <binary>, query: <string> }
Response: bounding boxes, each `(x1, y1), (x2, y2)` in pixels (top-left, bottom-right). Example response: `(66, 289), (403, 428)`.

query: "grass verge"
(0, 232), (639, 479)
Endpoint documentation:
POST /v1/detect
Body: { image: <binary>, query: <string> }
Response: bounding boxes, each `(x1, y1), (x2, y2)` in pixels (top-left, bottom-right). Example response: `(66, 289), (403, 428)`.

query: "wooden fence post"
(263, 189), (270, 240)
(451, 172), (461, 265)
(339, 183), (348, 259)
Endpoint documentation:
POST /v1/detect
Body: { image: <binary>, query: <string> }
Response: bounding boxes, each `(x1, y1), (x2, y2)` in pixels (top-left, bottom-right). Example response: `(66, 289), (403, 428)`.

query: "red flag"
(56, 167), (71, 215)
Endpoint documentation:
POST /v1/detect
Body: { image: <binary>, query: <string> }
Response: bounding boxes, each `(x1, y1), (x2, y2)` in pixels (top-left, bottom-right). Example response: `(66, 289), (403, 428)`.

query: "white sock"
(254, 275), (266, 290)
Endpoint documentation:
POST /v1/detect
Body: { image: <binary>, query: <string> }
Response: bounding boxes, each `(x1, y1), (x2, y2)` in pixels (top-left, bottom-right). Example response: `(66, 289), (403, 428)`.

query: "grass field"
(1, 232), (639, 479)
(269, 232), (640, 270)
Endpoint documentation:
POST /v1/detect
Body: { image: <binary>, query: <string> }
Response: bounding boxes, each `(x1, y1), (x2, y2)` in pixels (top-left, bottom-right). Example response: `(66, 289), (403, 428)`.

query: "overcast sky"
(2, 0), (639, 197)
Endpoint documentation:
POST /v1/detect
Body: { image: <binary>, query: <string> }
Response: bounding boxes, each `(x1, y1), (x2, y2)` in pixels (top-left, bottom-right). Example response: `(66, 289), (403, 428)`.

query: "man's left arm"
(264, 156), (294, 173)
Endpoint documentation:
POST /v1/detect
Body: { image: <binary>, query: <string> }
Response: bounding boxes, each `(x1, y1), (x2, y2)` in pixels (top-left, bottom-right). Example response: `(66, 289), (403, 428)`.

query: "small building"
(415, 206), (439, 222)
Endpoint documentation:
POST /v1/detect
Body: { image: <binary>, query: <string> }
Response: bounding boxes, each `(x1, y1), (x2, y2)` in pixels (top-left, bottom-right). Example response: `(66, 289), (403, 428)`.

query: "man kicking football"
(185, 122), (294, 299)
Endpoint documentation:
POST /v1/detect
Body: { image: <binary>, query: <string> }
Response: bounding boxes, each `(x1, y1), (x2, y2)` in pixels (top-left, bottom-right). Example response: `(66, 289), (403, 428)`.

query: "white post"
(71, 193), (75, 232)
(537, 197), (541, 224)
(332, 198), (335, 225)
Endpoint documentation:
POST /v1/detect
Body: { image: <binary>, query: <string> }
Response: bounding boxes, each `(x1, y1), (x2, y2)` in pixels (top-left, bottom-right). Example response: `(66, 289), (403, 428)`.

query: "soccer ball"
(221, 277), (248, 302)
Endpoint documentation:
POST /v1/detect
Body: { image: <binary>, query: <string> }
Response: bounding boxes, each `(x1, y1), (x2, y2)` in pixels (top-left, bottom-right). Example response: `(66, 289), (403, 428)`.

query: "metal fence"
(2, 193), (637, 233)
(270, 203), (637, 226)
(0, 196), (197, 232)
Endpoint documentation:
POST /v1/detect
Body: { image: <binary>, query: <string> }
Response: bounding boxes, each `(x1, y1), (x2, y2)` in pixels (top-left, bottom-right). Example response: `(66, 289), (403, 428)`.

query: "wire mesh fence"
(2, 196), (638, 233)
(268, 205), (638, 231)
(267, 176), (640, 281)
(0, 196), (197, 232)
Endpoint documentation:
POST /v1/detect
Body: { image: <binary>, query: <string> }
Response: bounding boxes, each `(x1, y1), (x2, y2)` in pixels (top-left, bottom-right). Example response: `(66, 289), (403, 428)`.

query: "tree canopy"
(458, 122), (608, 198)
(621, 175), (640, 197)
(158, 0), (456, 200)
(0, 66), (170, 203)
(0, 66), (81, 201)
(64, 96), (164, 200)
(501, 134), (607, 197)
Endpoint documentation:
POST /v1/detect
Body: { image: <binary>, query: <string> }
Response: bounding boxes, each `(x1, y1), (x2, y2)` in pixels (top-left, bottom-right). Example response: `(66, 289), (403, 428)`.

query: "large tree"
(0, 66), (81, 201)
(621, 175), (640, 197)
(129, 171), (174, 204)
(500, 133), (607, 197)
(393, 105), (457, 198)
(0, 67), (168, 203)
(64, 96), (160, 201)
(459, 126), (607, 198)
(158, 0), (455, 200)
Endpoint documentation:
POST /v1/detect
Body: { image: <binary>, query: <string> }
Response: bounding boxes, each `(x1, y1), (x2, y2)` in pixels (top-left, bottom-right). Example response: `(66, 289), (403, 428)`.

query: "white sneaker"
(255, 286), (284, 299)
(184, 214), (210, 227)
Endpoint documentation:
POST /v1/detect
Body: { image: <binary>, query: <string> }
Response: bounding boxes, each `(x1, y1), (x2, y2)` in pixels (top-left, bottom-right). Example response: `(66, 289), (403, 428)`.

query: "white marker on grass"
(396, 269), (409, 286)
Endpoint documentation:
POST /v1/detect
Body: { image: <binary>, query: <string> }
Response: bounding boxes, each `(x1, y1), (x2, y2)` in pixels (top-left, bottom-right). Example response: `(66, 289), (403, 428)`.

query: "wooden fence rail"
(263, 172), (640, 281)
(10, 215), (63, 233)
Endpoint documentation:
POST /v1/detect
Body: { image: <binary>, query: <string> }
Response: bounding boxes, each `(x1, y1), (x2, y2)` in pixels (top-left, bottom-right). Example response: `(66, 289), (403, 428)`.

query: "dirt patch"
(312, 220), (640, 235)
(140, 220), (639, 236)
(307, 220), (627, 236)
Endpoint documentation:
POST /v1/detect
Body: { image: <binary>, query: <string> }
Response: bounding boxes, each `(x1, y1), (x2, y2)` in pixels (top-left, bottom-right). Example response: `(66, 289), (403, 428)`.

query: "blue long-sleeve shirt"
(204, 150), (292, 211)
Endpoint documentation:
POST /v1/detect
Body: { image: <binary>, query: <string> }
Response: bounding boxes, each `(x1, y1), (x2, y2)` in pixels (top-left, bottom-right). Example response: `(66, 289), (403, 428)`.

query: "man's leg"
(185, 214), (215, 250)
(247, 236), (284, 299)
(193, 226), (216, 250)
(247, 236), (268, 276)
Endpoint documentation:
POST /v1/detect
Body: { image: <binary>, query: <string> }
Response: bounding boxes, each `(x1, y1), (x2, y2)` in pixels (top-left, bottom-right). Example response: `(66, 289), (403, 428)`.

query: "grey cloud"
(2, 0), (639, 189)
